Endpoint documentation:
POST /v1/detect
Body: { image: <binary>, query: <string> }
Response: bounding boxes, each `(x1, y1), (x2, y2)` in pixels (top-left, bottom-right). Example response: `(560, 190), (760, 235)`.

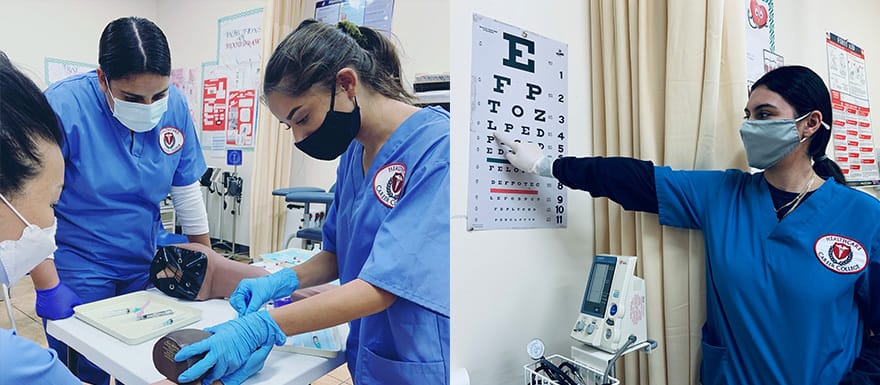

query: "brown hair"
(263, 19), (414, 103)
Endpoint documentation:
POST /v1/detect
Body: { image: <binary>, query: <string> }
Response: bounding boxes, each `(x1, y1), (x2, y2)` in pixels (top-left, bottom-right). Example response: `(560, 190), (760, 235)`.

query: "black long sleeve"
(552, 156), (658, 213)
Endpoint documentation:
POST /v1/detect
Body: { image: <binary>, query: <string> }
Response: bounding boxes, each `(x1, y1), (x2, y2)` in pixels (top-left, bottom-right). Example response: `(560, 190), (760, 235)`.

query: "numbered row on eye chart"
(475, 137), (567, 168)
(470, 178), (568, 223)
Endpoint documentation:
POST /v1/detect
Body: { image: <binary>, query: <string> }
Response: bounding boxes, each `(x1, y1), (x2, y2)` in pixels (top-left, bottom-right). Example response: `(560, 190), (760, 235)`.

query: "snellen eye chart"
(467, 13), (568, 231)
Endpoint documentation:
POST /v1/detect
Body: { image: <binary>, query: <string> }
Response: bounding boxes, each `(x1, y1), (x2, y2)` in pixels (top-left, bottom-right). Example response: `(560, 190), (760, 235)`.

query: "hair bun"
(337, 20), (367, 47)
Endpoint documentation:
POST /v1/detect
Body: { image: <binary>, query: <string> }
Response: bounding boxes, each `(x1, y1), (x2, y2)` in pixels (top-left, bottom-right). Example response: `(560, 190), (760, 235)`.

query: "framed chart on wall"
(467, 13), (568, 231)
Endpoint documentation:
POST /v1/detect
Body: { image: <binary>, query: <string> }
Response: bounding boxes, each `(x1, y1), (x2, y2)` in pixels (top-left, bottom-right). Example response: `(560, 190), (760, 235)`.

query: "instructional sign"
(227, 149), (243, 166)
(467, 14), (568, 231)
(44, 57), (96, 86)
(202, 76), (228, 132)
(226, 90), (256, 147)
(200, 9), (263, 152)
(826, 32), (877, 185)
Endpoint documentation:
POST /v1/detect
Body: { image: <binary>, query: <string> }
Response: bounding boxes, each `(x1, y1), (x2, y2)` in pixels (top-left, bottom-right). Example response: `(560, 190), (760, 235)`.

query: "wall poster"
(826, 32), (877, 185)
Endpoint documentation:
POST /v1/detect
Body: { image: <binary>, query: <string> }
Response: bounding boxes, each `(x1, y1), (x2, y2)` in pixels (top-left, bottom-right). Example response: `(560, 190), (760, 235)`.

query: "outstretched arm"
(494, 131), (658, 213)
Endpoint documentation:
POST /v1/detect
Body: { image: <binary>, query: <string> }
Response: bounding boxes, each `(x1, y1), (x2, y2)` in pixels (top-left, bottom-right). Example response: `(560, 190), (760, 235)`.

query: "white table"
(47, 290), (347, 385)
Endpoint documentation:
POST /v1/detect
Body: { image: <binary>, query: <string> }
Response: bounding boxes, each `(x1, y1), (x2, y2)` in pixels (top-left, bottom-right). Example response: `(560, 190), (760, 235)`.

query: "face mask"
(295, 85), (361, 161)
(739, 112), (813, 169)
(105, 76), (169, 133)
(0, 194), (57, 286)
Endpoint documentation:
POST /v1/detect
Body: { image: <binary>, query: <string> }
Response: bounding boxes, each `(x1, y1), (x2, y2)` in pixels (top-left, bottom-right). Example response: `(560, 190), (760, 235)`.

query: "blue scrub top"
(656, 167), (880, 384)
(322, 106), (450, 384)
(0, 329), (80, 384)
(45, 71), (206, 278)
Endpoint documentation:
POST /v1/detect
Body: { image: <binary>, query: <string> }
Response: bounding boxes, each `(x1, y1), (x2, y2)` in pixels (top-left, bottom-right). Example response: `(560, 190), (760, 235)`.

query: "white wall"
(449, 1), (593, 384)
(0, 0), (158, 87)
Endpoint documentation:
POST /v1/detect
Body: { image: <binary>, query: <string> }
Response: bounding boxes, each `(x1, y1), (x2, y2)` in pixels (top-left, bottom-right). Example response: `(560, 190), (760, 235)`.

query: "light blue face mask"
(739, 112), (813, 169)
(105, 75), (169, 133)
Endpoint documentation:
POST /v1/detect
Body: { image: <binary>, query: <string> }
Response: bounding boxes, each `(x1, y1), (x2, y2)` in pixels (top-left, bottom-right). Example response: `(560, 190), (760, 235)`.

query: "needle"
(136, 309), (174, 320)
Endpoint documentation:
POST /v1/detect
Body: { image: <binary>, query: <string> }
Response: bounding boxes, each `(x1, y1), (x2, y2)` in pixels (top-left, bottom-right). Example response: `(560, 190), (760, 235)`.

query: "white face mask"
(0, 193), (57, 286)
(106, 76), (169, 133)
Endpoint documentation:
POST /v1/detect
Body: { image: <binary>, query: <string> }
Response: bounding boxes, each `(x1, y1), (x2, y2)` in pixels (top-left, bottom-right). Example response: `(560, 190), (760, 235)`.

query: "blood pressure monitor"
(570, 255), (647, 353)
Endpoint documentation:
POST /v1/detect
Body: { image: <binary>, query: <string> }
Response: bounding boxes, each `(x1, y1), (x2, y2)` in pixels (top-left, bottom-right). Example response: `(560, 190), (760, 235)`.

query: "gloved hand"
(229, 268), (299, 316)
(175, 309), (286, 384)
(36, 281), (83, 320)
(220, 345), (273, 385)
(493, 132), (554, 177)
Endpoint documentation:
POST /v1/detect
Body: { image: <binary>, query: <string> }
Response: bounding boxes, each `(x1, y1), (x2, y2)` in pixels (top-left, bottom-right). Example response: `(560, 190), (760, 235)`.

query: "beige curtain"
(589, 1), (747, 384)
(248, 0), (307, 257)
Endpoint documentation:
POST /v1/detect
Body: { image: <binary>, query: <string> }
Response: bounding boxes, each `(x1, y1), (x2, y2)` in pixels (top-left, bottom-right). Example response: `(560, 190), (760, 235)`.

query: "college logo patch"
(159, 126), (184, 155)
(373, 162), (406, 208)
(814, 234), (868, 274)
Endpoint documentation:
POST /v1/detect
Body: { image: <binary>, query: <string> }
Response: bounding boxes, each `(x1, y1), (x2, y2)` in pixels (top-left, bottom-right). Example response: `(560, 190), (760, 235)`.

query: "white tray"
(73, 290), (201, 345)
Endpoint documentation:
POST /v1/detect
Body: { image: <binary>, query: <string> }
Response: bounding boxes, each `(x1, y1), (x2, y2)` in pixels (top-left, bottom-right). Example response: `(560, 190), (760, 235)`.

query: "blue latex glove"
(174, 309), (286, 384)
(229, 268), (299, 316)
(220, 345), (273, 385)
(36, 281), (83, 320)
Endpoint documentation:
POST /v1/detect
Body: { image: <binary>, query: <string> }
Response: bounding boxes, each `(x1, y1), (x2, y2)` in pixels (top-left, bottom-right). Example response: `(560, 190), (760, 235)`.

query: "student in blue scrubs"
(174, 20), (450, 385)
(496, 65), (880, 384)
(29, 17), (210, 385)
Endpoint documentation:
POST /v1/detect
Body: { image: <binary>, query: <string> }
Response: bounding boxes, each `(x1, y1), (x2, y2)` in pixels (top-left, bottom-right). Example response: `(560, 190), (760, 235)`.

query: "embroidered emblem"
(159, 126), (184, 155)
(373, 162), (406, 208)
(814, 234), (868, 274)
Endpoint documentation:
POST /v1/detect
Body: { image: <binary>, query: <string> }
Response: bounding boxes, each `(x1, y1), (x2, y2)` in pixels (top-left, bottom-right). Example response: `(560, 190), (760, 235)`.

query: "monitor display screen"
(580, 255), (616, 318)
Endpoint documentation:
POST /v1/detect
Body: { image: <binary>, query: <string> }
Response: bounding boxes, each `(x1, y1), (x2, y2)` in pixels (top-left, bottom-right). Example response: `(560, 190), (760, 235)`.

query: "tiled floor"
(1, 275), (352, 385)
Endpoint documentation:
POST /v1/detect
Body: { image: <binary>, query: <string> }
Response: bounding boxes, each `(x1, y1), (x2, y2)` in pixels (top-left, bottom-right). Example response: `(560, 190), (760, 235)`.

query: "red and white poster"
(826, 32), (877, 185)
(202, 77), (228, 132)
(226, 90), (256, 147)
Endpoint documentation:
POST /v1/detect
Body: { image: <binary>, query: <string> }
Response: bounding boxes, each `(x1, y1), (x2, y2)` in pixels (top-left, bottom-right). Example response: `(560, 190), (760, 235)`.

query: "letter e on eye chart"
(467, 13), (568, 231)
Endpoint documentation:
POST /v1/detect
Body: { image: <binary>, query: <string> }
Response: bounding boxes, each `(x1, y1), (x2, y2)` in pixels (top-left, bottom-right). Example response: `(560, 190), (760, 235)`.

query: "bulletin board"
(200, 8), (264, 152)
(314, 0), (395, 32)
(825, 32), (878, 186)
(44, 57), (96, 86)
(467, 14), (568, 231)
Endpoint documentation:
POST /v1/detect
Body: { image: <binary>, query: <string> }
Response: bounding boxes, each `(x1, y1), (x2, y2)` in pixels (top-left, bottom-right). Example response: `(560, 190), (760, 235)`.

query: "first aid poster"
(826, 32), (878, 185)
(467, 14), (568, 231)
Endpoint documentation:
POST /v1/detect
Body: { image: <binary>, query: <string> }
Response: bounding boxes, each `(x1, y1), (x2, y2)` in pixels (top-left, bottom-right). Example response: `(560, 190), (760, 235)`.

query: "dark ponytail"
(99, 17), (171, 80)
(752, 65), (845, 184)
(263, 19), (414, 103)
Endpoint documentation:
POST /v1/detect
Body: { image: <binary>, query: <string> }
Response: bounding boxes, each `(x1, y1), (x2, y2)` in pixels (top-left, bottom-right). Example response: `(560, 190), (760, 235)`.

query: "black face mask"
(294, 85), (361, 160)
(149, 246), (207, 301)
